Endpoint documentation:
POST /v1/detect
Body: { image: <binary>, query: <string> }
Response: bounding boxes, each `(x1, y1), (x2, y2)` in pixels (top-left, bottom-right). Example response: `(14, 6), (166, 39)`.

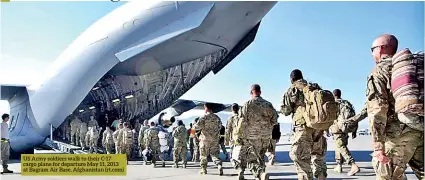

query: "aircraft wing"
(167, 99), (279, 117)
(170, 99), (232, 115)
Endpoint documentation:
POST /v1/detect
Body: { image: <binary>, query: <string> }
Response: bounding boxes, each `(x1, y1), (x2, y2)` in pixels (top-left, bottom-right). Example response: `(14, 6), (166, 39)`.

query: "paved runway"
(2, 135), (417, 180)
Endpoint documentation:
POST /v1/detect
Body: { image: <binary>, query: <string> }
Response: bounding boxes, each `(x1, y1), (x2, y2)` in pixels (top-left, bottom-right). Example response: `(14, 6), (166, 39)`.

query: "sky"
(0, 1), (424, 130)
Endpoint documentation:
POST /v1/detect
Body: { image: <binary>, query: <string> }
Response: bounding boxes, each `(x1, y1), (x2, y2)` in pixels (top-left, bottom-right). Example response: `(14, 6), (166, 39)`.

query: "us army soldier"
(332, 89), (360, 176)
(1, 114), (13, 174)
(226, 103), (247, 180)
(61, 118), (71, 141)
(367, 34), (424, 179)
(102, 126), (114, 154)
(144, 121), (160, 167)
(172, 120), (188, 168)
(79, 121), (88, 150)
(88, 115), (99, 130)
(236, 84), (278, 180)
(134, 119), (141, 134)
(113, 123), (124, 154)
(280, 69), (327, 180)
(86, 126), (100, 154)
(196, 103), (223, 176)
(70, 116), (82, 145)
(119, 122), (133, 164)
(138, 120), (149, 158)
(225, 103), (239, 160)
(192, 118), (200, 162)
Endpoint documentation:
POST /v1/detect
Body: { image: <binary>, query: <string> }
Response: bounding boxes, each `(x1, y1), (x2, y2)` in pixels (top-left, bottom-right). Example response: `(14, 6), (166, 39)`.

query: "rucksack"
(391, 48), (424, 131)
(295, 82), (339, 130)
(90, 128), (99, 139)
(123, 129), (133, 145)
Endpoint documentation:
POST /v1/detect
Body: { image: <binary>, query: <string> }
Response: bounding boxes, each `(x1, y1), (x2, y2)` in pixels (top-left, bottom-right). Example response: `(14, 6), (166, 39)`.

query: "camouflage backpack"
(391, 49), (424, 131)
(123, 129), (133, 145)
(90, 127), (99, 139)
(295, 82), (339, 130)
(336, 100), (357, 133)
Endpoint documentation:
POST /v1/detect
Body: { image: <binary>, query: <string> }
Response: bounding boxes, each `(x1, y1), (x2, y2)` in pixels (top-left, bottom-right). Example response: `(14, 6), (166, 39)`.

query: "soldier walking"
(172, 120), (188, 168)
(102, 126), (114, 154)
(235, 84), (278, 180)
(70, 116), (82, 146)
(1, 114), (13, 174)
(330, 89), (360, 176)
(196, 103), (223, 176)
(120, 122), (134, 164)
(144, 121), (161, 167)
(113, 123), (124, 154)
(366, 34), (424, 179)
(280, 70), (329, 180)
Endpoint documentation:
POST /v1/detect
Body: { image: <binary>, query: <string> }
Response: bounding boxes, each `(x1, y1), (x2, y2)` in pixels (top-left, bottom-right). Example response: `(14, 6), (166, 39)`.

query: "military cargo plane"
(0, 1), (277, 153)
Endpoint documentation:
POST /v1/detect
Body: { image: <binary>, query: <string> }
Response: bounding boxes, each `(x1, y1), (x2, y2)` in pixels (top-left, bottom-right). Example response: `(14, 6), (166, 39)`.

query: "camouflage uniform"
(1, 121), (12, 173)
(102, 128), (114, 154)
(333, 99), (356, 166)
(236, 96), (278, 179)
(227, 113), (247, 178)
(88, 118), (99, 130)
(348, 105), (367, 123)
(138, 125), (149, 155)
(172, 125), (188, 167)
(192, 124), (201, 162)
(196, 112), (223, 174)
(281, 79), (328, 180)
(113, 128), (123, 154)
(144, 127), (161, 166)
(70, 117), (82, 145)
(366, 57), (424, 180)
(86, 127), (99, 154)
(119, 127), (134, 162)
(79, 122), (88, 149)
(225, 114), (238, 159)
(61, 119), (71, 141)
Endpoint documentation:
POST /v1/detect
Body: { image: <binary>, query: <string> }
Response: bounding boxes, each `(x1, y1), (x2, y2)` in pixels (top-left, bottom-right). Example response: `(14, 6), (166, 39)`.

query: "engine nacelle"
(149, 112), (177, 128)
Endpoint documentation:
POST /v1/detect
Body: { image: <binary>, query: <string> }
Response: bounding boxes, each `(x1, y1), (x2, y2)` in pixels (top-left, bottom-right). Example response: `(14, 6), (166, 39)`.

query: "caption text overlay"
(21, 154), (127, 176)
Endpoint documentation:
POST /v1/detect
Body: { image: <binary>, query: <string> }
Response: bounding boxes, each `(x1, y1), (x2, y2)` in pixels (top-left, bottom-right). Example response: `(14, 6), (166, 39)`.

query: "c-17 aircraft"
(0, 1), (277, 154)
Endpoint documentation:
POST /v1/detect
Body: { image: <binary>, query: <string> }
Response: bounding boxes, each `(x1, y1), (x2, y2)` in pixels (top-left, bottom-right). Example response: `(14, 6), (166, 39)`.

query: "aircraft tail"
(0, 84), (28, 102)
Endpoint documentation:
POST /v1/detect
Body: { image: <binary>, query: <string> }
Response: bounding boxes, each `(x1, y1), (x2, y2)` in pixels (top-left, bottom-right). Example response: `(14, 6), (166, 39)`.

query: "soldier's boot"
(173, 163), (178, 168)
(260, 172), (269, 180)
(199, 168), (207, 175)
(143, 160), (148, 165)
(238, 171), (245, 180)
(161, 161), (165, 167)
(333, 164), (342, 173)
(218, 164), (223, 176)
(2, 167), (13, 174)
(347, 163), (360, 176)
(182, 162), (187, 169)
(151, 162), (156, 168)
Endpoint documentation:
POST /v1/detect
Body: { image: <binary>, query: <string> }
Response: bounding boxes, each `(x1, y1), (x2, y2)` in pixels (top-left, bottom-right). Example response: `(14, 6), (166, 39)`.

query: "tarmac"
(2, 135), (417, 180)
